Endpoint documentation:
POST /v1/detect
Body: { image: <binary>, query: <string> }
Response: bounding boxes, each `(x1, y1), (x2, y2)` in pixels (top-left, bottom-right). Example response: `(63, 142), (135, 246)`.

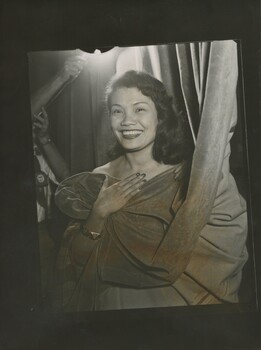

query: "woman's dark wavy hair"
(105, 70), (193, 165)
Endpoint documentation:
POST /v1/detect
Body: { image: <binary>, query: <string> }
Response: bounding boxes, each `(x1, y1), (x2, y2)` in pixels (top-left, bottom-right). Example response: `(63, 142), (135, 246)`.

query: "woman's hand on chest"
(92, 173), (147, 219)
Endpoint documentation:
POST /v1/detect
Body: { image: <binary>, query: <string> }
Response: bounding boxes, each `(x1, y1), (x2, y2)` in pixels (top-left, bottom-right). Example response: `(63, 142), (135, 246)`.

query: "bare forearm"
(31, 74), (66, 116)
(85, 208), (106, 234)
(69, 210), (106, 266)
(31, 54), (86, 116)
(40, 140), (70, 181)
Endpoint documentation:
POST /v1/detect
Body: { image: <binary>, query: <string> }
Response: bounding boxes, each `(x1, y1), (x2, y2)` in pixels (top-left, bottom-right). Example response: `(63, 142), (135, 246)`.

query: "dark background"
(0, 0), (260, 349)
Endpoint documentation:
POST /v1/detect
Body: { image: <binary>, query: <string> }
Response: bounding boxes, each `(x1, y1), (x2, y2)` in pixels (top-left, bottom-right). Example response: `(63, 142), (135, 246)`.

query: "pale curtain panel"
(147, 45), (162, 81)
(116, 46), (145, 74)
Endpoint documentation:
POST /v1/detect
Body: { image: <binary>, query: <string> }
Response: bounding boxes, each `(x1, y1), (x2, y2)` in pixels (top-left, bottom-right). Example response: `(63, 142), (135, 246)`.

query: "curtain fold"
(152, 40), (239, 280)
(176, 43), (200, 143)
(147, 45), (162, 81)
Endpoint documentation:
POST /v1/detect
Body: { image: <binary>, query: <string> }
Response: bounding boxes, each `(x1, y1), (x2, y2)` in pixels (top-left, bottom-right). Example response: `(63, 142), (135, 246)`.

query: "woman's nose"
(120, 110), (136, 125)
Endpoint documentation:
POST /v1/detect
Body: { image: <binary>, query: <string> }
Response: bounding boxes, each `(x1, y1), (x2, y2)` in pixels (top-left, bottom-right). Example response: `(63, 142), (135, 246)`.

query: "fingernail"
(136, 173), (140, 176)
(140, 173), (146, 178)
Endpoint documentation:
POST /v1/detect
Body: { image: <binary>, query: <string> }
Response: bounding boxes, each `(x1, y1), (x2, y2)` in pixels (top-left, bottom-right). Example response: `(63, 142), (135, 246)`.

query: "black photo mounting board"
(0, 1), (260, 349)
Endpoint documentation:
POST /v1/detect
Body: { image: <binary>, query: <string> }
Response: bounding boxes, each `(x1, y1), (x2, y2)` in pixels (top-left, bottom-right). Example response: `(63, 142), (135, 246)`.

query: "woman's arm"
(60, 173), (147, 266)
(83, 173), (147, 235)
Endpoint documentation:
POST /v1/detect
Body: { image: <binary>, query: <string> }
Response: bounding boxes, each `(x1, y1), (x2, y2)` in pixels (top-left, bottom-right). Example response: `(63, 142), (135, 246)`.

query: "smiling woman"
(105, 70), (191, 169)
(109, 88), (158, 153)
(53, 70), (193, 311)
(28, 41), (252, 312)
(52, 63), (249, 311)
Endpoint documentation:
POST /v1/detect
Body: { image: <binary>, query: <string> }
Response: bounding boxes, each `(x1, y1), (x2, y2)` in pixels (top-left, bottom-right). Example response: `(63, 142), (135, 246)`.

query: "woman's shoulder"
(92, 158), (121, 178)
(92, 163), (110, 175)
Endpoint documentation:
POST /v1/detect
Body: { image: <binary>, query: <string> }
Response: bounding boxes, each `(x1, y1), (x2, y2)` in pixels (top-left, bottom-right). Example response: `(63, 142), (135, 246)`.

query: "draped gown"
(52, 150), (248, 311)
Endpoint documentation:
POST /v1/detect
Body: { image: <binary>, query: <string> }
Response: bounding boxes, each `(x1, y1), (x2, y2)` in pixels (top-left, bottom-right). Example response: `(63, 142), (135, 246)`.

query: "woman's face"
(110, 87), (158, 152)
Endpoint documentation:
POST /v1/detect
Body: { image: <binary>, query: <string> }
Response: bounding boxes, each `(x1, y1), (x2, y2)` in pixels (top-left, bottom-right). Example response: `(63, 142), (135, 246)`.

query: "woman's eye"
(111, 109), (123, 115)
(135, 107), (145, 113)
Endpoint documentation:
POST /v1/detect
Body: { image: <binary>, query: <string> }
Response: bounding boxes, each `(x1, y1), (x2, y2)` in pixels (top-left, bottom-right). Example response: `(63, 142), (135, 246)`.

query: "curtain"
(49, 48), (120, 174)
(152, 40), (240, 278)
(29, 42), (239, 181)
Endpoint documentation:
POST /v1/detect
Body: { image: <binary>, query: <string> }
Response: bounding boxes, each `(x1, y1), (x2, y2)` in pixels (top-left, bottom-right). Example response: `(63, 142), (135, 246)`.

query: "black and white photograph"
(1, 1), (260, 349)
(28, 41), (255, 312)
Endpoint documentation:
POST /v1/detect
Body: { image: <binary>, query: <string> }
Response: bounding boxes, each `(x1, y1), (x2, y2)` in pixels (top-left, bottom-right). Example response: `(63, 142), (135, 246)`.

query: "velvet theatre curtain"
(150, 40), (248, 302)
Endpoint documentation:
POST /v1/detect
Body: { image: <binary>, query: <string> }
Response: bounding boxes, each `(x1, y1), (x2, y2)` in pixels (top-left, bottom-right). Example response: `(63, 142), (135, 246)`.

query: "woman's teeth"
(122, 130), (142, 136)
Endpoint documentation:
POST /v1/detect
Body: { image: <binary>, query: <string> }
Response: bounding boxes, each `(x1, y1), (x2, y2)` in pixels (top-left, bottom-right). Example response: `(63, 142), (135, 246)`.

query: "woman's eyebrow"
(111, 104), (123, 107)
(133, 101), (149, 106)
(111, 101), (149, 107)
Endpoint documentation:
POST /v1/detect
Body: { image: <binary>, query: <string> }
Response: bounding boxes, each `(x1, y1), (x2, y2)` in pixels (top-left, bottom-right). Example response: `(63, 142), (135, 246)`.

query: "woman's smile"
(110, 87), (158, 152)
(121, 129), (143, 138)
